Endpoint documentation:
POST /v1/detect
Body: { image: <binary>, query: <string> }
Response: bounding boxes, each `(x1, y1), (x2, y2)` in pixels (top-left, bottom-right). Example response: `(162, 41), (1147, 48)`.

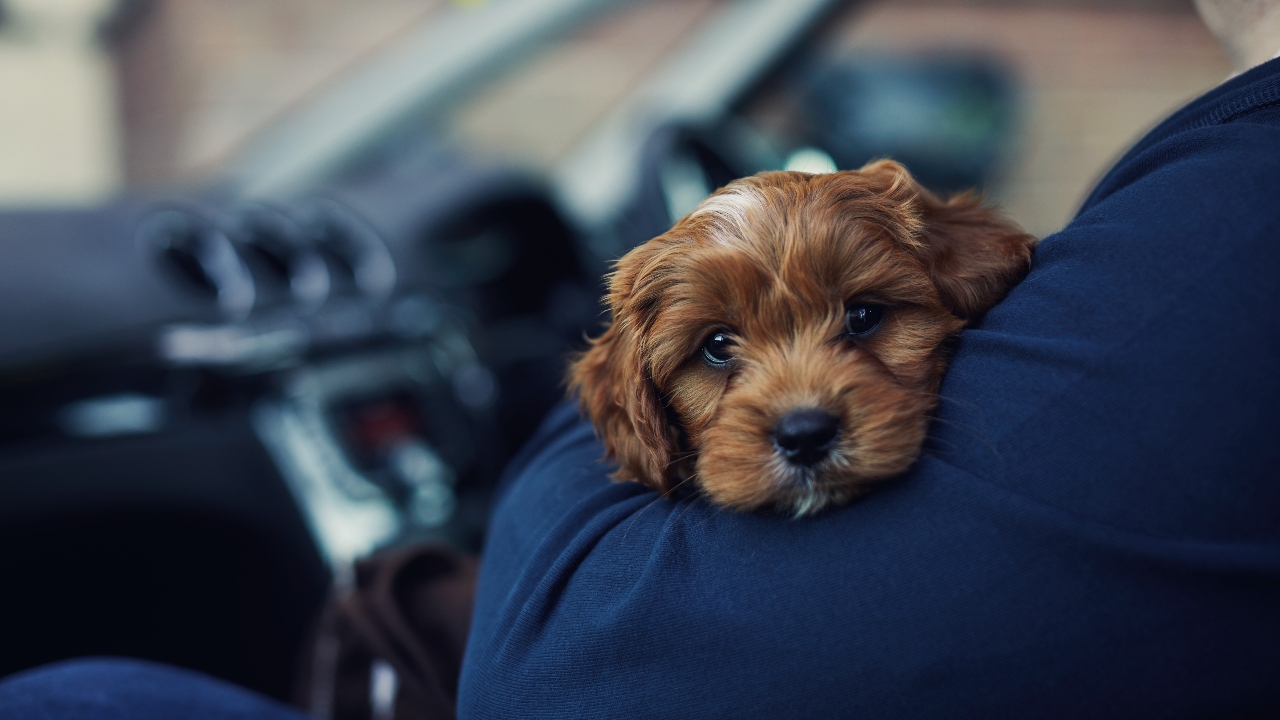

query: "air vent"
(302, 200), (396, 300)
(233, 205), (329, 310)
(137, 208), (255, 318)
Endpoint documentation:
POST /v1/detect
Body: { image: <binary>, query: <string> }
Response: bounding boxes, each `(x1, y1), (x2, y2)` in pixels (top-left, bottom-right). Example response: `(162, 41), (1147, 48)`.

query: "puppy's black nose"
(773, 409), (840, 466)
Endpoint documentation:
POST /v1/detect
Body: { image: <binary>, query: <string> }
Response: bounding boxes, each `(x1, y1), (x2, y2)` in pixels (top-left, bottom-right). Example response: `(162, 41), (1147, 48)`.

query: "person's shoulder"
(1079, 58), (1280, 215)
(1078, 122), (1280, 226)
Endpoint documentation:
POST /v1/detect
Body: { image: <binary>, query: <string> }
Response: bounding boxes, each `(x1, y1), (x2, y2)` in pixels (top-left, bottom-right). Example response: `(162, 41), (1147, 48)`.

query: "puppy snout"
(773, 409), (840, 467)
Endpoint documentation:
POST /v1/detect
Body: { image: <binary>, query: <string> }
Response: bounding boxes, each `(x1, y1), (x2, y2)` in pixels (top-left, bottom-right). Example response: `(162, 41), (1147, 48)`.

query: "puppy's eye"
(844, 304), (884, 337)
(701, 332), (736, 366)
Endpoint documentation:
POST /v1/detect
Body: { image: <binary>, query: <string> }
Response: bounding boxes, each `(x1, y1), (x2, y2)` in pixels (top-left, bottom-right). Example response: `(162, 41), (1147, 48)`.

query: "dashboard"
(0, 157), (598, 699)
(0, 0), (880, 700)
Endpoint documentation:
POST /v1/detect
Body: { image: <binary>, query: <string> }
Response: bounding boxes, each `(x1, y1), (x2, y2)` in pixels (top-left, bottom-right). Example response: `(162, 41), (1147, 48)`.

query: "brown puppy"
(568, 160), (1036, 516)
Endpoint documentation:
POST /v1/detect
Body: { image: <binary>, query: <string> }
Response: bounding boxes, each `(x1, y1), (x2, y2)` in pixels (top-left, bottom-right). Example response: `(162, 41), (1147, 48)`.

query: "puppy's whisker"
(671, 477), (712, 526)
(621, 496), (662, 539)
(931, 393), (987, 415)
(665, 449), (698, 466)
(622, 478), (697, 538)
(919, 415), (1005, 467)
(620, 468), (700, 539)
(664, 473), (697, 495)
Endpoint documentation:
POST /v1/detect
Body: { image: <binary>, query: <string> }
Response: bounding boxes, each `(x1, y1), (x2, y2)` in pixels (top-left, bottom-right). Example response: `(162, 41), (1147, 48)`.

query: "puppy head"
(569, 161), (1035, 515)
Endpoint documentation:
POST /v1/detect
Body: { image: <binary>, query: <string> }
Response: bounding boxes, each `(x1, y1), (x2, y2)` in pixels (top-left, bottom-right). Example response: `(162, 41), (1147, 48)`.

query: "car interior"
(0, 0), (1219, 703)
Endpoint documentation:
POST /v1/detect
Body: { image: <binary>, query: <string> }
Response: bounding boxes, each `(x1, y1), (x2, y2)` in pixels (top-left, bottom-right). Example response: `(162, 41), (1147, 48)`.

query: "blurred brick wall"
(113, 0), (727, 188)
(112, 0), (442, 188)
(448, 0), (725, 170)
(819, 0), (1230, 235)
(109, 0), (1231, 237)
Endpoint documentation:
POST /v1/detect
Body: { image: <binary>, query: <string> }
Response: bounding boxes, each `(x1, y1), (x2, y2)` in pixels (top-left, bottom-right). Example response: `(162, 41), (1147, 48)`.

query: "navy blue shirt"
(459, 59), (1280, 718)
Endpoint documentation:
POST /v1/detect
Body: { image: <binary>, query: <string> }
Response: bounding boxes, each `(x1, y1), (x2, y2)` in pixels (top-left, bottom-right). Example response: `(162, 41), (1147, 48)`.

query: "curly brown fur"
(568, 160), (1036, 516)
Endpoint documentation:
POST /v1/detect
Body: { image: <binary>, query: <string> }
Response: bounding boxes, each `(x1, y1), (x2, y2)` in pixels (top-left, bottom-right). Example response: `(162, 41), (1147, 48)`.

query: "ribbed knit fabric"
(459, 58), (1280, 718)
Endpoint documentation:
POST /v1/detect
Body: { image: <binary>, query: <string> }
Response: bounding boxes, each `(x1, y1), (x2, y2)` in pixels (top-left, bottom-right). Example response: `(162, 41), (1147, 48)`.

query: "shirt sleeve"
(458, 124), (1280, 719)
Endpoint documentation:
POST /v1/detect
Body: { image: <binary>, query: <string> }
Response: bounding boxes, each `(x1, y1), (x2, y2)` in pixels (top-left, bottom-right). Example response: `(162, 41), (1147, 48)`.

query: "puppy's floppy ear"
(861, 159), (1038, 320)
(567, 241), (681, 492)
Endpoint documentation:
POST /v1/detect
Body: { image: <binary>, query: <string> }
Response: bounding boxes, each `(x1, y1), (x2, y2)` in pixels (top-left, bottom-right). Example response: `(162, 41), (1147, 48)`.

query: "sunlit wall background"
(0, 0), (122, 205)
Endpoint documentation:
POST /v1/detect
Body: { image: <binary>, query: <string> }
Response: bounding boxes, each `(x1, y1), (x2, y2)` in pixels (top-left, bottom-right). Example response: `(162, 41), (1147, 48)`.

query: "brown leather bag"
(296, 544), (479, 720)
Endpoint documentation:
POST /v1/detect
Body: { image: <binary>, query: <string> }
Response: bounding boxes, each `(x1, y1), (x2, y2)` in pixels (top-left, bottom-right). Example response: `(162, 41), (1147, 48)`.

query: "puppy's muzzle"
(773, 409), (840, 467)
